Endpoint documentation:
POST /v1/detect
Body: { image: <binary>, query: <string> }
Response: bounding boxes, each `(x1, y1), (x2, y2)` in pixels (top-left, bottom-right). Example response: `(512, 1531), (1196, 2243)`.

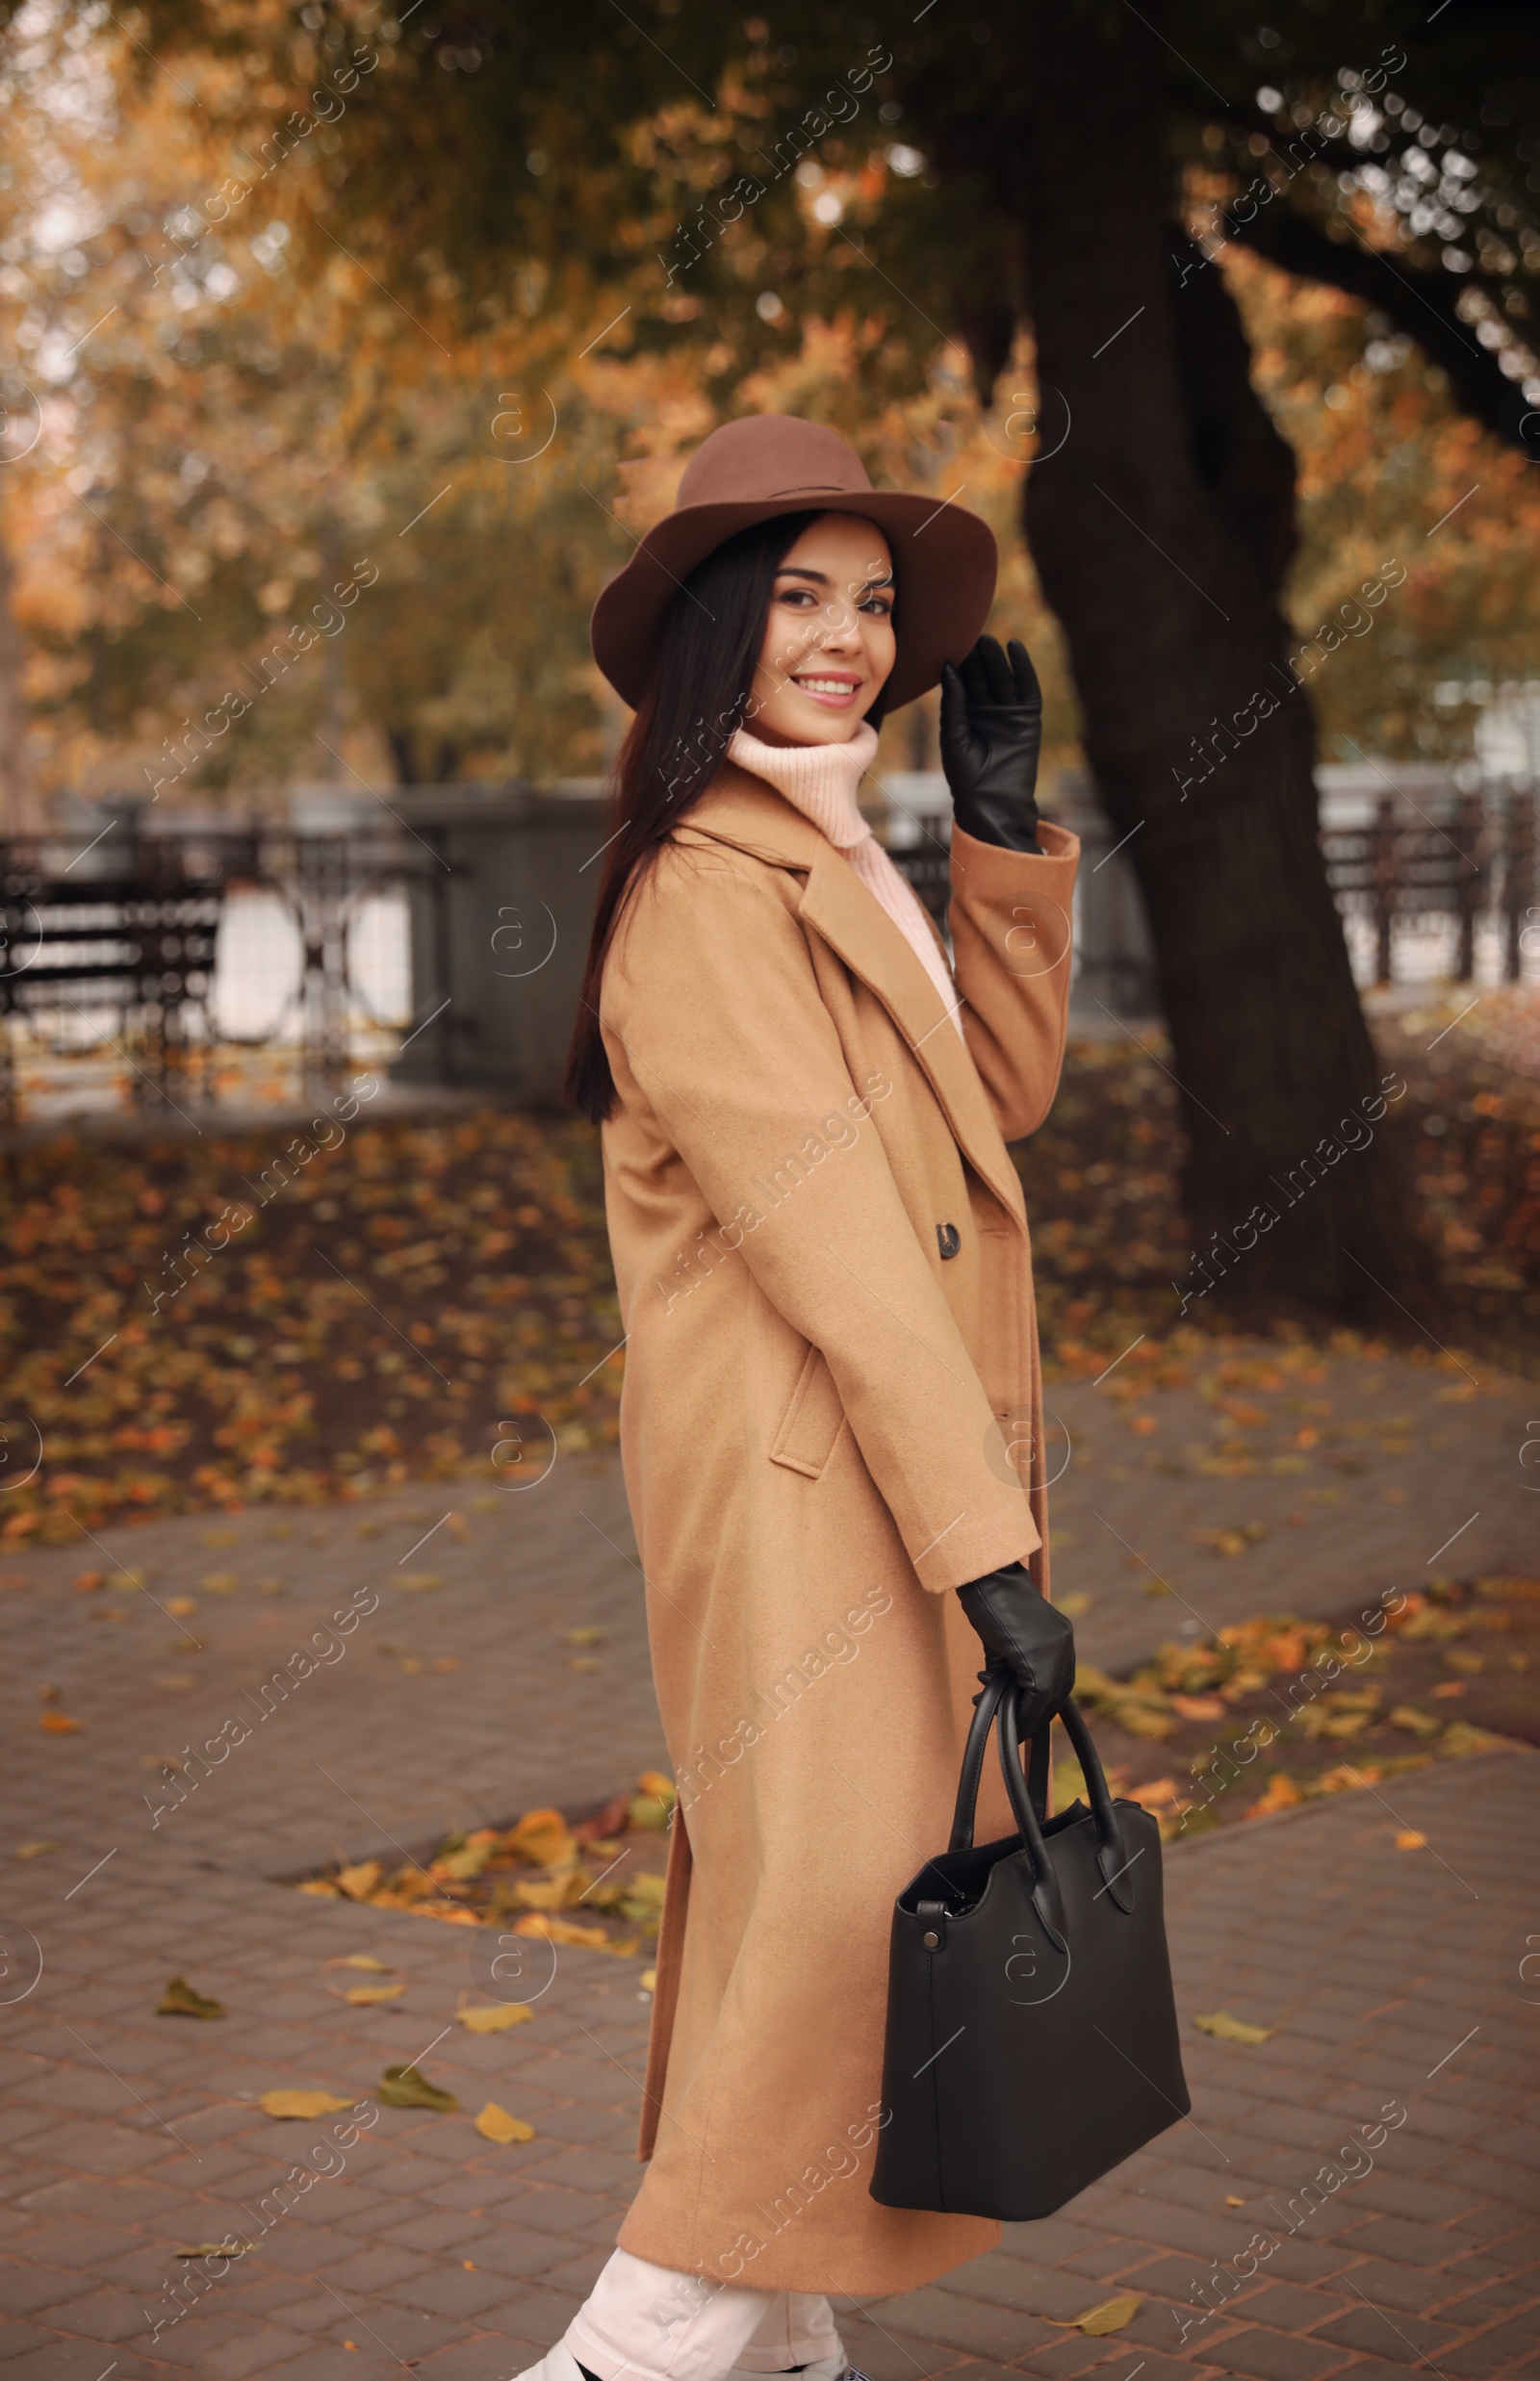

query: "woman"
(525, 415), (1079, 2381)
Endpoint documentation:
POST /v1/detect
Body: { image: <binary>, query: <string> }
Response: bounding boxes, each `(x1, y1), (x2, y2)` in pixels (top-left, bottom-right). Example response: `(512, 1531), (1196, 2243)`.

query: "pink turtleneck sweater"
(726, 721), (962, 1037)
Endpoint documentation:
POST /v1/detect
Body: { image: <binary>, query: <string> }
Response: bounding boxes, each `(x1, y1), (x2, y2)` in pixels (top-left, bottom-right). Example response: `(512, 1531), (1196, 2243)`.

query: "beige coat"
(598, 764), (1079, 2294)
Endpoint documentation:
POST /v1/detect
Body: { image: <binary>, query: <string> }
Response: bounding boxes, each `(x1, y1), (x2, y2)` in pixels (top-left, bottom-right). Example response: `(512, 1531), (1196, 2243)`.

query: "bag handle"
(1000, 1686), (1137, 1915)
(949, 1664), (1052, 1854)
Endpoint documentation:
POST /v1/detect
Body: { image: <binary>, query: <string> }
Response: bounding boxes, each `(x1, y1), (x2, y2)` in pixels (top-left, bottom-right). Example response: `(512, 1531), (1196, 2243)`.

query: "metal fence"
(0, 823), (421, 1119)
(2, 771), (1535, 1121)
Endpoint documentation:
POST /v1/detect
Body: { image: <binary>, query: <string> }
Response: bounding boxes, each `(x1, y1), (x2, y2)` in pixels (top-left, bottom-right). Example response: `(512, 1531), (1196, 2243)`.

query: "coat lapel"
(680, 771), (1026, 1224)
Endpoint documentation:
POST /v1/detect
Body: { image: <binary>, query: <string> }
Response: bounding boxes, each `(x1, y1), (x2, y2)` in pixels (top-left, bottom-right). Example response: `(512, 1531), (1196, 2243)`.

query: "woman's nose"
(815, 602), (862, 651)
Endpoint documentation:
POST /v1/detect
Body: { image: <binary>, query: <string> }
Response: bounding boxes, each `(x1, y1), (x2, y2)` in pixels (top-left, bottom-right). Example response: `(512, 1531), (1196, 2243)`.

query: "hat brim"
(590, 490), (997, 712)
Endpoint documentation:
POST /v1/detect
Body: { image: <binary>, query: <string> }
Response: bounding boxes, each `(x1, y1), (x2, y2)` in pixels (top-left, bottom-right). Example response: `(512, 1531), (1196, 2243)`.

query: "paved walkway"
(1, 1344), (1536, 2380)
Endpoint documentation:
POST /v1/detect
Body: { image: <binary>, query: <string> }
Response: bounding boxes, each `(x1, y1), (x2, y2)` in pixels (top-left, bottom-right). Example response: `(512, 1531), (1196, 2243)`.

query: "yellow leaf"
(457, 2003), (534, 2034)
(201, 1573), (240, 1595)
(1225, 2195), (1245, 2207)
(342, 1983), (406, 2005)
(15, 1840), (60, 1859)
(512, 1913), (610, 1949)
(504, 1807), (578, 1867)
(335, 1861), (383, 1901)
(513, 1868), (592, 1911)
(636, 1770), (677, 1801)
(330, 1955), (393, 1972)
(1044, 2294), (1142, 2335)
(176, 2240), (252, 2259)
(639, 1968), (657, 1993)
(565, 1626), (604, 1647)
(40, 1712), (81, 1734)
(261, 2088), (354, 2119)
(395, 1573), (446, 1592)
(1195, 2009), (1273, 2045)
(475, 2101), (535, 2144)
(157, 1976), (225, 2019)
(1396, 1831), (1427, 1850)
(167, 1596), (198, 1616)
(298, 1878), (340, 1896)
(1245, 1772), (1304, 1816)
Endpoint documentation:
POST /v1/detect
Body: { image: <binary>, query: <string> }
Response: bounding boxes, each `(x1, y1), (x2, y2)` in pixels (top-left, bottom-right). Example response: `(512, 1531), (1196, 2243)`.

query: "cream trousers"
(564, 2246), (844, 2381)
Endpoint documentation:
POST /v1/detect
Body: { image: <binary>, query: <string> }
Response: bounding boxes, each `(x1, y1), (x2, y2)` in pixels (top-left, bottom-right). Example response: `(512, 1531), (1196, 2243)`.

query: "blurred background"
(0, 0), (1537, 1541)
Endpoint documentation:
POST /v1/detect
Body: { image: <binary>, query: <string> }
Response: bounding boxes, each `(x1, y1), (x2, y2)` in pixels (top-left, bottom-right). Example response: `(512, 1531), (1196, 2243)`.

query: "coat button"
(937, 1222), (962, 1260)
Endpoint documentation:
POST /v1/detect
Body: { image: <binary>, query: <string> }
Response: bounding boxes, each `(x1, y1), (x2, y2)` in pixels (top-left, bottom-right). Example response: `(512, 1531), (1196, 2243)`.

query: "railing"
(1320, 787), (1535, 986)
(0, 826), (422, 1119)
(4, 774), (1535, 1124)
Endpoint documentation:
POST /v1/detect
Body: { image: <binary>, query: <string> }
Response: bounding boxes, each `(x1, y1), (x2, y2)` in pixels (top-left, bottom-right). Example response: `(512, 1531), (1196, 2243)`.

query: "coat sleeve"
(602, 841), (1040, 1595)
(949, 820), (1079, 1143)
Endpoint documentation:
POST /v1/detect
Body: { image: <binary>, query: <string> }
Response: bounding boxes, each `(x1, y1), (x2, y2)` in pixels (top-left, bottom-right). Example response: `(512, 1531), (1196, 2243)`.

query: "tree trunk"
(1016, 0), (1433, 1322)
(0, 527), (42, 833)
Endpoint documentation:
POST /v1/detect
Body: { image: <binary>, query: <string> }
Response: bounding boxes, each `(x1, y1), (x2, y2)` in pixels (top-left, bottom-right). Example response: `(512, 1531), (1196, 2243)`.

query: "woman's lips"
(793, 674), (862, 709)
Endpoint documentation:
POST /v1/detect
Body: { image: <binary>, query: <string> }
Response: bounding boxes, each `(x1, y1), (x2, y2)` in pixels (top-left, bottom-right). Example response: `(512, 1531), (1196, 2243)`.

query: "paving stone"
(2, 1472), (1534, 2381)
(1200, 2325), (1350, 2380)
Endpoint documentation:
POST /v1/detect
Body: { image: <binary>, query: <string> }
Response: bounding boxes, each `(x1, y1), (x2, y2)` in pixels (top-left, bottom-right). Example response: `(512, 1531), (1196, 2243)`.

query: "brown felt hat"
(590, 414), (997, 711)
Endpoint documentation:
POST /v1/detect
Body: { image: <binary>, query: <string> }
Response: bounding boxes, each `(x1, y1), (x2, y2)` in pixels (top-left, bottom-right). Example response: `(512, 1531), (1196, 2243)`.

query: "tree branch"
(1223, 204), (1534, 449)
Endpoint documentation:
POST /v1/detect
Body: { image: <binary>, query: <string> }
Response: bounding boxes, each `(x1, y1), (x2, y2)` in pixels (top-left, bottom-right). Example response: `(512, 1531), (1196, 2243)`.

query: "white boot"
(513, 2347), (590, 2381)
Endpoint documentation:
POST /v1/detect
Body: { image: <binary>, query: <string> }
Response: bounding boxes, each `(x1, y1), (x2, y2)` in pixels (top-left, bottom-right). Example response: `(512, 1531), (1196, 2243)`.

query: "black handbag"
(870, 1669), (1190, 2220)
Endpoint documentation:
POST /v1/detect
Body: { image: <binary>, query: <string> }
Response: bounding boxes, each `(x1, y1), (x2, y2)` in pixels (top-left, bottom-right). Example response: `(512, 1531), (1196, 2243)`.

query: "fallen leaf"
(1169, 1694), (1226, 1721)
(335, 1861), (383, 1901)
(15, 1840), (61, 1859)
(378, 2062), (460, 2112)
(1194, 2009), (1273, 2045)
(1245, 1772), (1305, 1816)
(636, 1769), (677, 1799)
(565, 1626), (605, 1647)
(341, 1983), (406, 2006)
(639, 1968), (657, 1993)
(395, 1573), (446, 1592)
(158, 1977), (225, 2019)
(1225, 2194), (1245, 2207)
(329, 1955), (393, 1973)
(40, 1712), (81, 1733)
(176, 2240), (251, 2259)
(435, 1832), (500, 1882)
(1396, 1831), (1427, 1850)
(73, 1570), (105, 1591)
(513, 1868), (593, 1912)
(512, 1913), (611, 1949)
(1044, 2294), (1142, 2335)
(201, 1573), (240, 1594)
(457, 2003), (534, 2034)
(1389, 1704), (1443, 1740)
(504, 1806), (578, 1867)
(475, 2101), (535, 2144)
(167, 1596), (198, 1616)
(261, 2088), (354, 2118)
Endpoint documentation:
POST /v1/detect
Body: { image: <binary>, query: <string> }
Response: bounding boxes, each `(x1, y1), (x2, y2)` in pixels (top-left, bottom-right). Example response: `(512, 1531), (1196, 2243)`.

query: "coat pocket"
(769, 1342), (848, 1479)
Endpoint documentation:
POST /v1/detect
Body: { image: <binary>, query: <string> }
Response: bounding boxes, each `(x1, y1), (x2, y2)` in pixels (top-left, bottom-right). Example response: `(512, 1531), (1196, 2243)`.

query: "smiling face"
(747, 512), (896, 746)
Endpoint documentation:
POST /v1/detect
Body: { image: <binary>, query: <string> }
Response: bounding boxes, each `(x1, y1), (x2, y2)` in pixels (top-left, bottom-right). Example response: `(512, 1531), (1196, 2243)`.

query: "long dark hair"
(566, 509), (882, 1123)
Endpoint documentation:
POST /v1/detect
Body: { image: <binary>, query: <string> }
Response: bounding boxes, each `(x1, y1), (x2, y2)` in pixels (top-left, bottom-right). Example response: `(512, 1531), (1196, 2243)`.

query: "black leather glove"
(939, 635), (1043, 854)
(957, 1559), (1075, 1738)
